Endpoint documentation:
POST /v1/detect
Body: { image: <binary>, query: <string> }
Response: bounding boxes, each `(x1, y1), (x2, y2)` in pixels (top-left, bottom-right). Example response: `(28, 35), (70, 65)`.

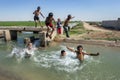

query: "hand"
(96, 52), (100, 56)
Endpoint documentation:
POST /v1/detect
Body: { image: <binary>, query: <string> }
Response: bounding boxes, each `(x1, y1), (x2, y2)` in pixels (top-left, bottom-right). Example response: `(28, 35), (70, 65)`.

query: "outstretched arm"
(85, 52), (100, 56)
(33, 11), (35, 14)
(40, 12), (45, 18)
(66, 46), (75, 52)
(71, 16), (75, 19)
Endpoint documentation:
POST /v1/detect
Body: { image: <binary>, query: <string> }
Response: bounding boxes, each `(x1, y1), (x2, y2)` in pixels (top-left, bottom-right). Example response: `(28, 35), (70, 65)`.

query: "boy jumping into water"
(45, 12), (56, 39)
(33, 6), (45, 28)
(67, 45), (99, 62)
(63, 14), (74, 38)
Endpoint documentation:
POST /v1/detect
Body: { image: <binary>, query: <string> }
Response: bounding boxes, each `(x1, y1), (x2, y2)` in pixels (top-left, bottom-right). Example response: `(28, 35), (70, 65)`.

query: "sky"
(0, 0), (120, 21)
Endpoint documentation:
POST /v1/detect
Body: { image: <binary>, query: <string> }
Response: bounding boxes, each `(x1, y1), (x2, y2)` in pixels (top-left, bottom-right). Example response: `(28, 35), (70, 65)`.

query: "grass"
(86, 21), (102, 26)
(70, 22), (87, 35)
(0, 21), (45, 26)
(0, 21), (81, 27)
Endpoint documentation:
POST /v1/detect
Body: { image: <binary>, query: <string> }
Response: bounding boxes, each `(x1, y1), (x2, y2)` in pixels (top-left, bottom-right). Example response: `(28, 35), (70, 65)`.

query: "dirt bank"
(62, 39), (120, 47)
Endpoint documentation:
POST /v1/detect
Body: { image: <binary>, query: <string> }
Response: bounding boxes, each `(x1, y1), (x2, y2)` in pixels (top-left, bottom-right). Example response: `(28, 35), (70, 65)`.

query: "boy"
(67, 45), (99, 62)
(45, 12), (56, 39)
(57, 18), (62, 34)
(33, 6), (45, 28)
(60, 50), (67, 58)
(24, 42), (37, 58)
(63, 15), (74, 38)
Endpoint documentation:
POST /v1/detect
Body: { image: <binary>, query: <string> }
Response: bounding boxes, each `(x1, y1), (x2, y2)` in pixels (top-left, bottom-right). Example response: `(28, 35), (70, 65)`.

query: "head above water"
(77, 45), (83, 51)
(27, 42), (33, 49)
(61, 50), (66, 56)
(48, 12), (53, 17)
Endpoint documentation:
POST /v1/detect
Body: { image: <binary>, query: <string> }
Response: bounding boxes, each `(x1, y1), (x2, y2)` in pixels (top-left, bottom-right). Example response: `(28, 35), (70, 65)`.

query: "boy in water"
(24, 42), (37, 58)
(67, 45), (99, 62)
(33, 6), (45, 28)
(57, 18), (62, 34)
(60, 50), (67, 58)
(63, 14), (74, 38)
(45, 12), (56, 39)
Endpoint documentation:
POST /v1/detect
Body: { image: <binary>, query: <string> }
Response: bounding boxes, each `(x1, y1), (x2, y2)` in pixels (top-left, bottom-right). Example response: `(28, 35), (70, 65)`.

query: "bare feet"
(96, 52), (100, 56)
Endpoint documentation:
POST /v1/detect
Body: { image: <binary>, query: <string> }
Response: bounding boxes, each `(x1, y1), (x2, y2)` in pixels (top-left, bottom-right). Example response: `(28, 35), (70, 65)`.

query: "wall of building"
(102, 18), (120, 30)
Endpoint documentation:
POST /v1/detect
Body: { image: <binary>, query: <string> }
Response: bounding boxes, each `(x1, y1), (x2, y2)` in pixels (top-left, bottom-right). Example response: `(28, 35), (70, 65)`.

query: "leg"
(46, 26), (50, 37)
(57, 27), (59, 34)
(59, 28), (61, 34)
(49, 27), (55, 39)
(34, 20), (37, 27)
(63, 26), (70, 38)
(34, 16), (38, 27)
(68, 26), (70, 31)
(58, 28), (61, 34)
(38, 20), (43, 28)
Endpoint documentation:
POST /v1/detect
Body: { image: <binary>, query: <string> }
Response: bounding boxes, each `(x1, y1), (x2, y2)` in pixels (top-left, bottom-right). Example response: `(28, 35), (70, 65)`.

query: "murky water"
(0, 33), (120, 80)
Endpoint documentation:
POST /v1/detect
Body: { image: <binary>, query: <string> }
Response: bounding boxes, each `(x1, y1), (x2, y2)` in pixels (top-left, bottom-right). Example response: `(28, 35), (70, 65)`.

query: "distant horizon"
(0, 18), (119, 22)
(0, 0), (120, 21)
(0, 20), (101, 22)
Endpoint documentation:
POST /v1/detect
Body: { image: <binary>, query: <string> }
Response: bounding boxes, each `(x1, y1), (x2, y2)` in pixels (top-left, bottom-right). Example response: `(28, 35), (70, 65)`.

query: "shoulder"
(52, 17), (54, 20)
(75, 50), (78, 53)
(34, 10), (37, 12)
(82, 50), (86, 53)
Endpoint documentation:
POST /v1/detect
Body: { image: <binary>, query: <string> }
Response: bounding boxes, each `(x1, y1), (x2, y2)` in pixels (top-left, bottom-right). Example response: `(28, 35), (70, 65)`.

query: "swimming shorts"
(34, 16), (39, 21)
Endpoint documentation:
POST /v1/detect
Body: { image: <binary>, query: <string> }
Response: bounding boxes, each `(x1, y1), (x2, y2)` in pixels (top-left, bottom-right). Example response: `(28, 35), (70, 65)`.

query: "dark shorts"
(34, 16), (39, 21)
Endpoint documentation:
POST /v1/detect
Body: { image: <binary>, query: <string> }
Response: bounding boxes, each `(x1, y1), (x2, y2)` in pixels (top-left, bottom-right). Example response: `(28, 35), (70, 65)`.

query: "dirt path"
(83, 22), (112, 32)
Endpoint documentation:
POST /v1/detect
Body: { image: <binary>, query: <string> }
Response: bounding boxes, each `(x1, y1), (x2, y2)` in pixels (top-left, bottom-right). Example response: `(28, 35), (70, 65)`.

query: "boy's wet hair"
(48, 12), (53, 17)
(77, 45), (83, 50)
(61, 50), (65, 56)
(61, 50), (65, 54)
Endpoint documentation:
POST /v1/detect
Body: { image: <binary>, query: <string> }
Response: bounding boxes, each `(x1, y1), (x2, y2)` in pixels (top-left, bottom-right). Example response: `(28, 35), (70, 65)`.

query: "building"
(102, 18), (120, 30)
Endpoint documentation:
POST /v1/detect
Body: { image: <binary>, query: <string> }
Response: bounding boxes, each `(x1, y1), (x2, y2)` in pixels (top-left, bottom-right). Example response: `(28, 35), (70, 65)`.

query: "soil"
(54, 22), (120, 47)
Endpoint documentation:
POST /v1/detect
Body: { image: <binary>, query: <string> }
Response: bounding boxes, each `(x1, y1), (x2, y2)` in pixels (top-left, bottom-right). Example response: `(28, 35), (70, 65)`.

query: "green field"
(69, 21), (87, 35)
(0, 21), (79, 27)
(0, 21), (45, 26)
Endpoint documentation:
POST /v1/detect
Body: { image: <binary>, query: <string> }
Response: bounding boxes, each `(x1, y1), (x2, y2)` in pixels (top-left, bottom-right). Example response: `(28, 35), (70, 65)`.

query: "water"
(0, 33), (120, 80)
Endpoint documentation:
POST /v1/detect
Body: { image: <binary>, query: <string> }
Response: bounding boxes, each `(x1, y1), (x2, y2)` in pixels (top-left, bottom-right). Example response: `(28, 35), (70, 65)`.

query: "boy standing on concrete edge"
(33, 6), (45, 28)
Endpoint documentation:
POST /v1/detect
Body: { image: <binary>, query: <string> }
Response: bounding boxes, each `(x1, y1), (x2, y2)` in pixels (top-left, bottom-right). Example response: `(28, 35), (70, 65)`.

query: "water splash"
(8, 46), (36, 62)
(33, 46), (94, 73)
(8, 45), (100, 73)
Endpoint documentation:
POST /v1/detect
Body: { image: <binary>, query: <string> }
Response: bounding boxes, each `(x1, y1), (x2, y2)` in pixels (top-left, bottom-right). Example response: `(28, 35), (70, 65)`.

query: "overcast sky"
(0, 0), (120, 21)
